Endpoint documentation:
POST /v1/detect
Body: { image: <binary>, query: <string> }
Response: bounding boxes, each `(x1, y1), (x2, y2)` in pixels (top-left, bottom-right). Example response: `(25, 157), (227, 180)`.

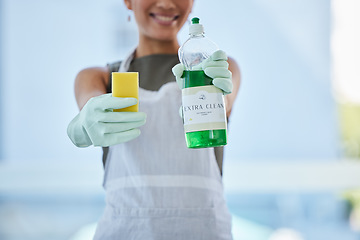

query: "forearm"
(225, 57), (241, 117)
(74, 67), (109, 110)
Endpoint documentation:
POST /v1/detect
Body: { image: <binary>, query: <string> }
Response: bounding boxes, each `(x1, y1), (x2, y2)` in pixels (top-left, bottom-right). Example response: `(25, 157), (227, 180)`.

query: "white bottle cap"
(189, 17), (204, 35)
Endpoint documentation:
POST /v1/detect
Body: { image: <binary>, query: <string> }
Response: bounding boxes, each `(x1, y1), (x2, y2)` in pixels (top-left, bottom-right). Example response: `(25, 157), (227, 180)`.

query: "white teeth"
(155, 15), (174, 22)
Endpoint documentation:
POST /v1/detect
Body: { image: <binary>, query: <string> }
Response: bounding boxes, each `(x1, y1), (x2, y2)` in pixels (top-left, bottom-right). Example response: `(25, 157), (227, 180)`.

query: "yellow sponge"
(112, 72), (139, 112)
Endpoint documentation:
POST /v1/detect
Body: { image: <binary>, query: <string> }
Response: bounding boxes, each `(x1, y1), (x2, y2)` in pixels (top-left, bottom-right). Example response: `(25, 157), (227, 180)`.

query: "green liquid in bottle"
(185, 129), (227, 148)
(182, 70), (227, 148)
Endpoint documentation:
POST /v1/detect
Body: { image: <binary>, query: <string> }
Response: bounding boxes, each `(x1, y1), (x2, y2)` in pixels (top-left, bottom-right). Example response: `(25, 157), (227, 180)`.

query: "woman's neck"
(135, 35), (180, 58)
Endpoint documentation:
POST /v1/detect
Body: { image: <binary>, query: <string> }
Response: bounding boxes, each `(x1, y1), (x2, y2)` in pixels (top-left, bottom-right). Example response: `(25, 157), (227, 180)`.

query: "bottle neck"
(189, 33), (205, 38)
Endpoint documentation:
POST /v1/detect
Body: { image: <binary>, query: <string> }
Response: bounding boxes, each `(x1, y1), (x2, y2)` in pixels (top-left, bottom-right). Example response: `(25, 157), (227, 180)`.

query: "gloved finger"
(172, 63), (185, 78)
(191, 50), (228, 70)
(204, 67), (232, 79)
(210, 50), (228, 61)
(202, 60), (229, 69)
(97, 112), (146, 123)
(96, 129), (141, 147)
(212, 78), (233, 95)
(175, 76), (184, 89)
(179, 106), (183, 119)
(98, 119), (146, 134)
(172, 63), (186, 89)
(192, 64), (203, 70)
(93, 95), (138, 111)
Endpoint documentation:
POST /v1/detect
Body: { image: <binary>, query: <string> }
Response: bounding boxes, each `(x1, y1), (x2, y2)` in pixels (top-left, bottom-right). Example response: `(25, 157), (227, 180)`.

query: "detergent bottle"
(178, 17), (227, 148)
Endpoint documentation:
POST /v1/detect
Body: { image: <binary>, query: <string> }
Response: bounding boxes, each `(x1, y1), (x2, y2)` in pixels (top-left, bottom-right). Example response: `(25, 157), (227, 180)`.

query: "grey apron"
(93, 50), (233, 240)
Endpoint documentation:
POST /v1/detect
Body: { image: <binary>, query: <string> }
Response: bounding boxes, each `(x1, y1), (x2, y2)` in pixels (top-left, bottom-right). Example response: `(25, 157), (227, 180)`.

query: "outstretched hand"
(67, 93), (146, 147)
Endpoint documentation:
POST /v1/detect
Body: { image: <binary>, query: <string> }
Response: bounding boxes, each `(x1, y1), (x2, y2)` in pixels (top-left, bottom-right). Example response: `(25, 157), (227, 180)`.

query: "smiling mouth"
(150, 13), (179, 23)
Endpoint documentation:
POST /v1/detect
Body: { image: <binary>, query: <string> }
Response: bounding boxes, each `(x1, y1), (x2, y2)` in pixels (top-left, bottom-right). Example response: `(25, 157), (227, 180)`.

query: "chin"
(152, 33), (178, 42)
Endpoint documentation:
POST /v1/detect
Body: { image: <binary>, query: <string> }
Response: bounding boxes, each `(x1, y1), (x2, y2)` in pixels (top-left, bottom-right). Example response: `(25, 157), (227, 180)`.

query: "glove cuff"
(67, 113), (92, 148)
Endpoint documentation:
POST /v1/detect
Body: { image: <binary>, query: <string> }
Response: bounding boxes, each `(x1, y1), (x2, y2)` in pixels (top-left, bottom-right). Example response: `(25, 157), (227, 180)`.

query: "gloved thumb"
(172, 63), (185, 89)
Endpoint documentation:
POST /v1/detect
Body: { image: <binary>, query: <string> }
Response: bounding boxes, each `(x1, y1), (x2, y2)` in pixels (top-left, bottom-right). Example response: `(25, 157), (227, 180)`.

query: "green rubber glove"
(172, 50), (233, 95)
(67, 93), (146, 147)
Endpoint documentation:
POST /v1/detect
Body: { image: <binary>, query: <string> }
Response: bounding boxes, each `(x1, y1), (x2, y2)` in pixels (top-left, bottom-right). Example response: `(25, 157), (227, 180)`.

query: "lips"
(150, 13), (179, 25)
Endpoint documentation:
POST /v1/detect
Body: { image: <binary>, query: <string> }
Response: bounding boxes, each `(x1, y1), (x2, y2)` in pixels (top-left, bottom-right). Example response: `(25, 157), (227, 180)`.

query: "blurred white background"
(0, 0), (359, 239)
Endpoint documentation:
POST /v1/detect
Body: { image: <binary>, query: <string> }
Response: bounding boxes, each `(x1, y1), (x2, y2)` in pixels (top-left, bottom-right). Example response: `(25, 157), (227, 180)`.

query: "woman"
(67, 0), (241, 239)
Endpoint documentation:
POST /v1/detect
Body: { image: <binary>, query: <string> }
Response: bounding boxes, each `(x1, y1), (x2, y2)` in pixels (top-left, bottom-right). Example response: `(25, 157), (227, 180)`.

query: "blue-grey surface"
(226, 193), (359, 240)
(0, 193), (105, 240)
(0, 0), (3, 160)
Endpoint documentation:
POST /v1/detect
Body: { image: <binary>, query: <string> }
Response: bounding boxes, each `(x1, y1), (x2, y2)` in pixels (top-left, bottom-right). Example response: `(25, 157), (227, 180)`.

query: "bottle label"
(182, 85), (227, 133)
